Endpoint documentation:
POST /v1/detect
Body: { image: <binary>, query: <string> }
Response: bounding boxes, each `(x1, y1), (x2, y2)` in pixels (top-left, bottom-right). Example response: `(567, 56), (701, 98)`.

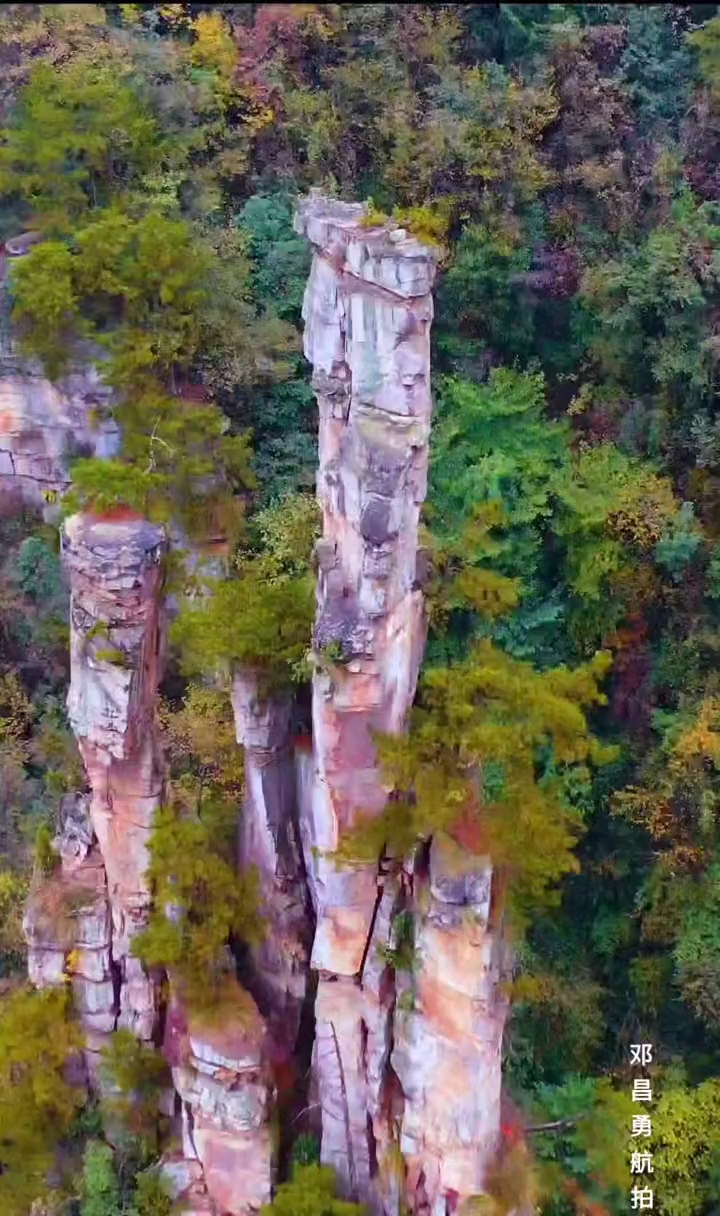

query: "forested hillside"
(1, 5), (720, 1216)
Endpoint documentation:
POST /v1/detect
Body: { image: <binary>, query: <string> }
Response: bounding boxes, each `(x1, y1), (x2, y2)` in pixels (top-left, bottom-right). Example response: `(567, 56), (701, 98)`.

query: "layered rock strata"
(59, 517), (277, 1216)
(392, 839), (509, 1210)
(295, 195), (507, 1215)
(0, 366), (120, 512)
(164, 987), (273, 1216)
(62, 513), (167, 1041)
(23, 794), (116, 1084)
(18, 194), (511, 1216)
(294, 196), (435, 1203)
(23, 509), (168, 1083)
(0, 243), (120, 516)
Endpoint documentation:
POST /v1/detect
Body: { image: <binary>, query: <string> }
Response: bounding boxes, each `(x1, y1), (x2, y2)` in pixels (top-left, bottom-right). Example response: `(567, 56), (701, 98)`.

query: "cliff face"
(61, 519), (276, 1216)
(24, 793), (115, 1084)
(23, 513), (165, 1098)
(0, 364), (120, 515)
(0, 245), (120, 516)
(24, 515), (275, 1216)
(164, 986), (273, 1216)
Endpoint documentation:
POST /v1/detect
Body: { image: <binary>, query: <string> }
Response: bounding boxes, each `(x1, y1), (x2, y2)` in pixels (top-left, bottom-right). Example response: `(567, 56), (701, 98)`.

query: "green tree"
(0, 986), (84, 1215)
(80, 1140), (122, 1216)
(0, 55), (162, 231)
(260, 1164), (366, 1216)
(172, 492), (319, 691)
(652, 1073), (720, 1216)
(338, 639), (614, 927)
(99, 1031), (170, 1156)
(132, 682), (265, 1010)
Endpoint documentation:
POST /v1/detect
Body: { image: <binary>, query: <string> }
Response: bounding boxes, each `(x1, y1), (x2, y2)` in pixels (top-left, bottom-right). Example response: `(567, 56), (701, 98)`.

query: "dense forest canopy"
(1, 3), (720, 1214)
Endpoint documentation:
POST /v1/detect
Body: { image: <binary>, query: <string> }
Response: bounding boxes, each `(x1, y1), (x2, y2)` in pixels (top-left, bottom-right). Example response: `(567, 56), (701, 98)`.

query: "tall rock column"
(391, 838), (510, 1213)
(294, 196), (438, 1204)
(61, 512), (167, 1043)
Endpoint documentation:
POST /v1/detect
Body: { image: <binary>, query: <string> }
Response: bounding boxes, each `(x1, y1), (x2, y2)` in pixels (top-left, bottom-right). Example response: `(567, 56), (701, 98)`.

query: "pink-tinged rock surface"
(159, 1152), (220, 1216)
(311, 877), (397, 1200)
(294, 194), (438, 1204)
(165, 987), (273, 1216)
(391, 838), (509, 1214)
(62, 513), (167, 1040)
(296, 196), (509, 1216)
(294, 194), (437, 968)
(231, 671), (311, 1052)
(23, 795), (117, 1085)
(0, 364), (119, 514)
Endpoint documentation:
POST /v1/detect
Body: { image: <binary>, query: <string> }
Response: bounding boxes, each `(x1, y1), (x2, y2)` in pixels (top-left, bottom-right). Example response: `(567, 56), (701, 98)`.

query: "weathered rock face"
(392, 840), (509, 1211)
(59, 520), (278, 1215)
(295, 195), (507, 1215)
(294, 196), (438, 1204)
(61, 513), (167, 1041)
(231, 671), (312, 1054)
(164, 986), (273, 1216)
(19, 195), (509, 1216)
(23, 794), (116, 1083)
(0, 249), (119, 515)
(0, 363), (120, 515)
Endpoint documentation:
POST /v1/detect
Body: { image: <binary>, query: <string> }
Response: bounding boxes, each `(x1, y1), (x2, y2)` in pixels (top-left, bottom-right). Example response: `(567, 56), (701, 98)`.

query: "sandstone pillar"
(391, 839), (510, 1214)
(294, 196), (438, 1205)
(61, 512), (167, 1043)
(163, 985), (273, 1216)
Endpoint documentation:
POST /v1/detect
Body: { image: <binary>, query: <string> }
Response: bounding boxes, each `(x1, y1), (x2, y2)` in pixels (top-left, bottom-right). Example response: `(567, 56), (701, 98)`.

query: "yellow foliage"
(0, 671), (33, 742)
(0, 986), (84, 1213)
(359, 206), (390, 229)
(191, 11), (238, 82)
(159, 683), (244, 797)
(606, 468), (677, 549)
(466, 1142), (540, 1216)
(242, 106), (276, 137)
(670, 697), (720, 771)
(652, 1076), (720, 1216)
(0, 872), (29, 959)
(337, 639), (613, 923)
(65, 948), (81, 975)
(359, 200), (451, 250)
(156, 4), (190, 30)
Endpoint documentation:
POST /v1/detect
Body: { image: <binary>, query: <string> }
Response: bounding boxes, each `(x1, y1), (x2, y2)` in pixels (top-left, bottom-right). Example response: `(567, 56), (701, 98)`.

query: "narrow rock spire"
(294, 195), (439, 1206)
(62, 511), (167, 1042)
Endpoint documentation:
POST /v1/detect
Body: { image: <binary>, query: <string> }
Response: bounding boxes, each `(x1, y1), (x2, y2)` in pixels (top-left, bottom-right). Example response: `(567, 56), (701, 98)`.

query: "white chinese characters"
(631, 1186), (654, 1210)
(629, 1042), (655, 1211)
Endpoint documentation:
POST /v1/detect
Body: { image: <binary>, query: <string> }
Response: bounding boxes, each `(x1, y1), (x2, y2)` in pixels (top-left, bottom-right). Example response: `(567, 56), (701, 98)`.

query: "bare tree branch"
(524, 1116), (578, 1134)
